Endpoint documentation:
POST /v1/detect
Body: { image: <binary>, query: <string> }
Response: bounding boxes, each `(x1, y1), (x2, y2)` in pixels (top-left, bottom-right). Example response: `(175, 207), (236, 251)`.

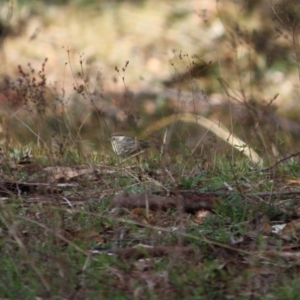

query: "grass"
(1, 147), (300, 299)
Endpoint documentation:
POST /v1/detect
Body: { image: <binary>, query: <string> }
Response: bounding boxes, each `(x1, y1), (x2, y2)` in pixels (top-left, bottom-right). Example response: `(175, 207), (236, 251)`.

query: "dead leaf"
(69, 226), (104, 243)
(193, 209), (211, 223)
(280, 219), (300, 241)
(44, 166), (93, 182)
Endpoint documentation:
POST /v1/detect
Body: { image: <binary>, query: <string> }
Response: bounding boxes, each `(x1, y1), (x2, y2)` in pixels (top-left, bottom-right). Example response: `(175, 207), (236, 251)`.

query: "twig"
(262, 151), (300, 171)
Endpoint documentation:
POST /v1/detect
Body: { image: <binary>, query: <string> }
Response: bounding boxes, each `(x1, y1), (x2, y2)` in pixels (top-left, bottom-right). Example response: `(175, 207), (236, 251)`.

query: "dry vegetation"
(2, 0), (300, 299)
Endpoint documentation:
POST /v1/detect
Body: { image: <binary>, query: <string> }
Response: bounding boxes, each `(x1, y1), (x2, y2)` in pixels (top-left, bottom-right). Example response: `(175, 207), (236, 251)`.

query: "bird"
(109, 133), (151, 157)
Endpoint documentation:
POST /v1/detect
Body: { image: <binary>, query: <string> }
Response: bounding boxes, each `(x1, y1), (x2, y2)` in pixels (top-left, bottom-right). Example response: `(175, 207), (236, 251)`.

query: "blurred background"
(0, 0), (300, 160)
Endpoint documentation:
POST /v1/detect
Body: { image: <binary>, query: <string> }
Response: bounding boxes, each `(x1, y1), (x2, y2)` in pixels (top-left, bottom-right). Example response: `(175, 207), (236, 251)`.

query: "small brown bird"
(110, 133), (150, 157)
